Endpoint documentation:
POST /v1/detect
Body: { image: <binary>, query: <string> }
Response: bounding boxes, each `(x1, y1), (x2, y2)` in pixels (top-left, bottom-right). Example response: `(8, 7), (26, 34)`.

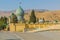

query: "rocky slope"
(0, 10), (60, 21)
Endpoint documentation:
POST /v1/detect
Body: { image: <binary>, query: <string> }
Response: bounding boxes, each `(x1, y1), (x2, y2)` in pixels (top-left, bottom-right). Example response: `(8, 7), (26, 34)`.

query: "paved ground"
(1, 31), (60, 40)
(15, 31), (60, 40)
(0, 31), (23, 40)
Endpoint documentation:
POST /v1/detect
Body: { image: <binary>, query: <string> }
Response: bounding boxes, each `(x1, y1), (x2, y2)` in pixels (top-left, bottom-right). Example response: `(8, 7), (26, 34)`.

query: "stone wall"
(9, 23), (25, 32)
(9, 23), (57, 32)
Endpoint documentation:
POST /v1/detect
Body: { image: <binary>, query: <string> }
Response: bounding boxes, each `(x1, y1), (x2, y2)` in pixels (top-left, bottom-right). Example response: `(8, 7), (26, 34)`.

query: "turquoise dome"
(15, 6), (24, 22)
(15, 6), (24, 16)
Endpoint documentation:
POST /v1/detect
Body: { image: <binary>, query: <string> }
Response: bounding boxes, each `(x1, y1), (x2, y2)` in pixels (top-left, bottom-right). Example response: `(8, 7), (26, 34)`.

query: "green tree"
(11, 13), (18, 31)
(3, 16), (8, 24)
(11, 13), (18, 23)
(0, 16), (8, 30)
(30, 10), (36, 23)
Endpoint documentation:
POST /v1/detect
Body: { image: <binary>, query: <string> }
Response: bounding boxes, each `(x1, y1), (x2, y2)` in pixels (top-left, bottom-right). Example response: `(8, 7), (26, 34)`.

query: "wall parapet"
(9, 23), (58, 32)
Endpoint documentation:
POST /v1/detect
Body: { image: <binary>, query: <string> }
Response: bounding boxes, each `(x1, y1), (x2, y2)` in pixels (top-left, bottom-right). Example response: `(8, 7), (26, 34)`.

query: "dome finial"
(19, 1), (22, 7)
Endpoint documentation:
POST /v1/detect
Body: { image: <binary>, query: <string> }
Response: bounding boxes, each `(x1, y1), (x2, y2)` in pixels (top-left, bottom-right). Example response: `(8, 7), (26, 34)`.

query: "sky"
(0, 0), (60, 11)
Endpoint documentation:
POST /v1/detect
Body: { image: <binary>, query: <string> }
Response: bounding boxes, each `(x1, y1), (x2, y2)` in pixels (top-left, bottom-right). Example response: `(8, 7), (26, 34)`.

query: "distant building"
(39, 18), (45, 23)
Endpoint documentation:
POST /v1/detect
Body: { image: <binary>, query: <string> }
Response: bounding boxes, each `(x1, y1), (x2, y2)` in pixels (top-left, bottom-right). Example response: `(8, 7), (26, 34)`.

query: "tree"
(30, 10), (36, 23)
(0, 16), (8, 30)
(0, 18), (5, 30)
(11, 13), (18, 23)
(42, 18), (45, 23)
(11, 13), (18, 31)
(3, 16), (8, 24)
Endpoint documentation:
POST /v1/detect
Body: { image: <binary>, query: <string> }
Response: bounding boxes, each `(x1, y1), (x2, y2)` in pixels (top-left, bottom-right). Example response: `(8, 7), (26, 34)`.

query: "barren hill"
(0, 10), (60, 21)
(24, 10), (60, 21)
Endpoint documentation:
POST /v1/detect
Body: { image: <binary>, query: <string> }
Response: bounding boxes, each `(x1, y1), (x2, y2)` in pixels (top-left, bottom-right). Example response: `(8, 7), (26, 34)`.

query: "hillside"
(0, 11), (11, 17)
(0, 10), (60, 21)
(24, 10), (60, 21)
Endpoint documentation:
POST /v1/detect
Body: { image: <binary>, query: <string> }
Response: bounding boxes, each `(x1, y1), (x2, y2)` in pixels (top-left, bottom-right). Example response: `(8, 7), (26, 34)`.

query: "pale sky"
(0, 0), (60, 11)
